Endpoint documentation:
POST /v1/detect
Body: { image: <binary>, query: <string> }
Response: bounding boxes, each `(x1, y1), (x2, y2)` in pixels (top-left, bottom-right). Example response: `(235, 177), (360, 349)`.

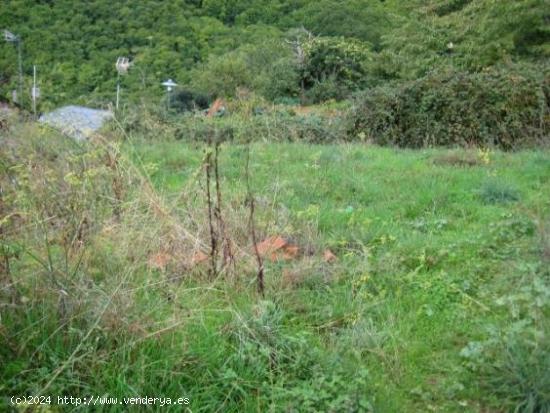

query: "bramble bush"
(120, 63), (550, 150)
(346, 64), (550, 149)
(173, 111), (343, 144)
(118, 101), (345, 145)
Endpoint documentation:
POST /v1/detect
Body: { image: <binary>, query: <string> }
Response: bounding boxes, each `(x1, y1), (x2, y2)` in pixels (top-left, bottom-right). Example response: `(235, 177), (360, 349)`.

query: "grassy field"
(2, 134), (550, 412)
(132, 141), (549, 411)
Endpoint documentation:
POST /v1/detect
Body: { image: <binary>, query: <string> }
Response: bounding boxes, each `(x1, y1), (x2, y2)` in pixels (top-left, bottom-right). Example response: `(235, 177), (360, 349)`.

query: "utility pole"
(162, 79), (177, 111)
(31, 65), (39, 118)
(115, 57), (131, 110)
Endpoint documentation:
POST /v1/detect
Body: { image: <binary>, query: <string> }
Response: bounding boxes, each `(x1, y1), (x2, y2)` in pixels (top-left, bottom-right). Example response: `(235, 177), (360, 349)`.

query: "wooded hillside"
(1, 0), (548, 109)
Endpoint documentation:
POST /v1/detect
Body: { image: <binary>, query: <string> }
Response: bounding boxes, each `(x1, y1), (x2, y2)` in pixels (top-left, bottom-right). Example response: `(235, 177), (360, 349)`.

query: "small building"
(39, 105), (113, 141)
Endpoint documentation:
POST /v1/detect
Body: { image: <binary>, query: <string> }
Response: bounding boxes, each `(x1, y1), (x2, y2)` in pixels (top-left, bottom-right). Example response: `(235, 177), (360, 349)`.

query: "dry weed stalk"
(204, 147), (218, 278)
(203, 139), (237, 279)
(245, 145), (264, 296)
(213, 142), (236, 273)
(95, 131), (207, 251)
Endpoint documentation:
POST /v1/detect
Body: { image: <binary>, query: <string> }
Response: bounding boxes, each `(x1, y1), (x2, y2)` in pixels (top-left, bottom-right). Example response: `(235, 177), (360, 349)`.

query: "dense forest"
(1, 0), (549, 109)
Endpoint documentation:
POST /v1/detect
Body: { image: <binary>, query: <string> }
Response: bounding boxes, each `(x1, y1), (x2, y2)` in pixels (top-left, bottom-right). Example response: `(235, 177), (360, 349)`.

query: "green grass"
(126, 142), (550, 411)
(2, 139), (550, 412)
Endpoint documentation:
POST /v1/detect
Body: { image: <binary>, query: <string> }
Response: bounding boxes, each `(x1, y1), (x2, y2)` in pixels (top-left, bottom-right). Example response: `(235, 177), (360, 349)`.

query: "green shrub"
(346, 65), (550, 149)
(304, 75), (349, 103)
(461, 267), (550, 412)
(434, 0), (473, 16)
(169, 89), (211, 113)
(218, 301), (374, 411)
(478, 180), (521, 204)
(172, 110), (343, 144)
(302, 36), (371, 82)
(301, 35), (372, 103)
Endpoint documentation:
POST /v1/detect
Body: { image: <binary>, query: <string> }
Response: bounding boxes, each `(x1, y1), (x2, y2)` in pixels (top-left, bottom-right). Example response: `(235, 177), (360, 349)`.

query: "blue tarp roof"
(39, 105), (113, 141)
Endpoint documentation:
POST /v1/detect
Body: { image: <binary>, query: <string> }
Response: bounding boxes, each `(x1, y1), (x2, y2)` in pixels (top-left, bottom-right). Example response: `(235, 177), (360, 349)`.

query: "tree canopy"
(0, 0), (548, 109)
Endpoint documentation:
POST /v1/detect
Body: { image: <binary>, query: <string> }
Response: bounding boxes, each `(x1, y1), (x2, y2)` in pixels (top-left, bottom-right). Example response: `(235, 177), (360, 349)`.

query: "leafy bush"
(433, 0), (473, 16)
(346, 65), (549, 149)
(461, 266), (550, 412)
(478, 180), (521, 204)
(190, 51), (253, 97)
(179, 112), (342, 144)
(224, 301), (374, 411)
(169, 89), (211, 113)
(302, 36), (371, 87)
(189, 38), (299, 100)
(304, 75), (349, 103)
